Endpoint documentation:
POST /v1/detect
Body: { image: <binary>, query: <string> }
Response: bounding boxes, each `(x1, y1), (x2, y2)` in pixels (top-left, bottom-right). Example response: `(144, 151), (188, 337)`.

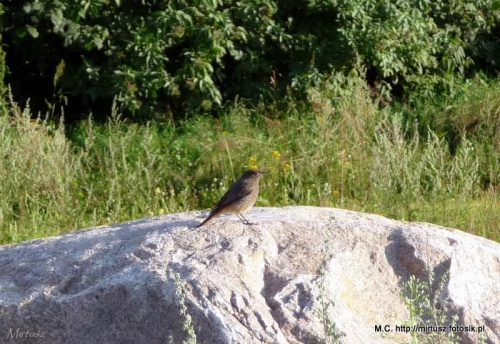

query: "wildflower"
(272, 150), (281, 158)
(249, 156), (259, 170)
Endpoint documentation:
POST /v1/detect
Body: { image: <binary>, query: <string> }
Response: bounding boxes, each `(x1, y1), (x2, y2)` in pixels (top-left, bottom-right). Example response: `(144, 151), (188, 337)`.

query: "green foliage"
(400, 264), (490, 344)
(0, 98), (81, 243)
(172, 272), (197, 344)
(371, 117), (480, 203)
(1, 77), (500, 244)
(335, 0), (498, 98)
(0, 3), (6, 117)
(2, 0), (285, 118)
(2, 0), (500, 119)
(402, 273), (461, 344)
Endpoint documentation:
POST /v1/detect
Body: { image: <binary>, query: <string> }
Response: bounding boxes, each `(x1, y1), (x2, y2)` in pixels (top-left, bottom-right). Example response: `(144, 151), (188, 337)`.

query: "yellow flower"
(272, 150), (281, 158)
(250, 164), (259, 170)
(249, 156), (257, 164)
(283, 163), (291, 171)
(154, 187), (162, 195)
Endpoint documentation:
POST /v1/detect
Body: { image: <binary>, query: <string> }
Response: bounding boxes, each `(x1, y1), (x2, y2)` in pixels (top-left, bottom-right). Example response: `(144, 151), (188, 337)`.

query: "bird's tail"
(196, 209), (223, 228)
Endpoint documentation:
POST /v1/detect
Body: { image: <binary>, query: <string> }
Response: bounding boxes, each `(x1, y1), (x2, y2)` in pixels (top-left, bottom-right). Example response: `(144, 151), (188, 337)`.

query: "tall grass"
(1, 76), (500, 244)
(0, 102), (81, 242)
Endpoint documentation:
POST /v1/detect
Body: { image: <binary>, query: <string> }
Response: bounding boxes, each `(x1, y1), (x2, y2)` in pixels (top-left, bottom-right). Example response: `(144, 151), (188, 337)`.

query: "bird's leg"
(234, 214), (245, 235)
(235, 213), (247, 224)
(237, 213), (256, 225)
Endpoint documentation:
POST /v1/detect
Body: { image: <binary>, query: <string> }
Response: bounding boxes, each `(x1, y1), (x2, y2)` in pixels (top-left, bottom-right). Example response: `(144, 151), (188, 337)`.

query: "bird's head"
(242, 169), (267, 179)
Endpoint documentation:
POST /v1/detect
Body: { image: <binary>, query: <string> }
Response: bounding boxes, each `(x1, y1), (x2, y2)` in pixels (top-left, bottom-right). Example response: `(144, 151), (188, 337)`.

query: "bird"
(197, 170), (266, 227)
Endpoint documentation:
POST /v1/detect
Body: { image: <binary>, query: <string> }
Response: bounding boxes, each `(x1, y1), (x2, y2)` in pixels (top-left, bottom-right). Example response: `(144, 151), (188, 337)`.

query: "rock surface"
(0, 207), (499, 344)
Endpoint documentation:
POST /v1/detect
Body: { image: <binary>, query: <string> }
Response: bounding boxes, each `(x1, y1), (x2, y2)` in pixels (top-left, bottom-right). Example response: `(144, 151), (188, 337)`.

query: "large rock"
(0, 207), (499, 344)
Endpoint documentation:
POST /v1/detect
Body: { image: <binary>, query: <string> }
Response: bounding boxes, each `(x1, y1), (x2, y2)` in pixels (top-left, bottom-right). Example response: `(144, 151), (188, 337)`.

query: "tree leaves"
(2, 0), (500, 119)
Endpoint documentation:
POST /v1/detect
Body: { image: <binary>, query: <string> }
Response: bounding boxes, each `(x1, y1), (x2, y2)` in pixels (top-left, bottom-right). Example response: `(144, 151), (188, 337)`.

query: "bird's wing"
(209, 179), (252, 215)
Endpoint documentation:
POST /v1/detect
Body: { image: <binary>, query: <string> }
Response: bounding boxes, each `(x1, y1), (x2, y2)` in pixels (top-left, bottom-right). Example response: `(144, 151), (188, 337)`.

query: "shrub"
(2, 0), (499, 120)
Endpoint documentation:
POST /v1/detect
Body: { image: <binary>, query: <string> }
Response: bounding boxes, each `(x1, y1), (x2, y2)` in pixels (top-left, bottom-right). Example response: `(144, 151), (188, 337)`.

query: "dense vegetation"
(2, 76), (500, 244)
(2, 0), (500, 119)
(1, 1), (500, 244)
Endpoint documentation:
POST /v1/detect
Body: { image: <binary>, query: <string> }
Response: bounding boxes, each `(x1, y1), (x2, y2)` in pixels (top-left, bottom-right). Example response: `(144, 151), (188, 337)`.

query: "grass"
(1, 75), (500, 244)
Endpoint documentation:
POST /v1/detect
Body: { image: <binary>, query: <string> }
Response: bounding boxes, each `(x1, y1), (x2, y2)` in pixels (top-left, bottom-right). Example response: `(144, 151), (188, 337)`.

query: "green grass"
(1, 76), (500, 244)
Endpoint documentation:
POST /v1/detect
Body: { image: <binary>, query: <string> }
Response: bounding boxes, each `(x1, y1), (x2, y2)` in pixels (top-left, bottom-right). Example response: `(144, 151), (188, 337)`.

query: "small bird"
(197, 170), (266, 227)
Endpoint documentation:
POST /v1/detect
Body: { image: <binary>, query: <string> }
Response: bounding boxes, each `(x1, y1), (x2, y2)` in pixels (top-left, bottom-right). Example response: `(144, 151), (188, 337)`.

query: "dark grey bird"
(197, 170), (265, 227)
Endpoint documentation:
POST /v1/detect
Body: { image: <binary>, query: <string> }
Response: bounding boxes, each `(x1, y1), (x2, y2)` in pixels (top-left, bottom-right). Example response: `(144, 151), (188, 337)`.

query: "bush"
(2, 0), (285, 119)
(2, 0), (499, 120)
(335, 0), (499, 98)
